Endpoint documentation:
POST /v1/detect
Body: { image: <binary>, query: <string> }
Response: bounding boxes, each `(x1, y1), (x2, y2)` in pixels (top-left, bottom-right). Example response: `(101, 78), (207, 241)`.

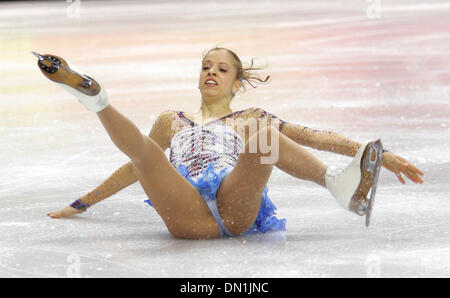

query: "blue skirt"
(145, 162), (286, 237)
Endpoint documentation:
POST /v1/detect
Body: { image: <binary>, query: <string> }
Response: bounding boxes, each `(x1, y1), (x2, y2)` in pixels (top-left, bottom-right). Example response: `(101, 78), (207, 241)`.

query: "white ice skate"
(32, 51), (109, 112)
(325, 139), (383, 227)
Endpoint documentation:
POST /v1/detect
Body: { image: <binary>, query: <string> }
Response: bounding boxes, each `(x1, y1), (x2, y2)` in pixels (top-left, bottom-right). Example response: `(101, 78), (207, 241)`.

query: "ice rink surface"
(0, 0), (449, 277)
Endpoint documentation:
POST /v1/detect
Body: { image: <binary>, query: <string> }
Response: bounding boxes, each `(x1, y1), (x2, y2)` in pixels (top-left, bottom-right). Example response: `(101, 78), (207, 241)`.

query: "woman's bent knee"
(166, 219), (221, 240)
(168, 227), (220, 240)
(224, 216), (255, 236)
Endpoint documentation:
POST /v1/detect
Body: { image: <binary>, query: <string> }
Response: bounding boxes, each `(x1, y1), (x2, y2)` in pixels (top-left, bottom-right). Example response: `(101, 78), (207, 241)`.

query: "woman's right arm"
(47, 160), (139, 218)
(47, 110), (175, 218)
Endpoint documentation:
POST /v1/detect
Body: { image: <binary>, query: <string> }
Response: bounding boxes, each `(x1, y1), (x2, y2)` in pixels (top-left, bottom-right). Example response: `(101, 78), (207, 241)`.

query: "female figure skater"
(34, 48), (424, 239)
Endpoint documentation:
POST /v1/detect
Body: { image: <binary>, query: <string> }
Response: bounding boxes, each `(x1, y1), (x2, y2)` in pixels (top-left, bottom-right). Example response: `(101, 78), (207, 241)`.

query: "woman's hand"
(47, 206), (84, 218)
(381, 151), (424, 184)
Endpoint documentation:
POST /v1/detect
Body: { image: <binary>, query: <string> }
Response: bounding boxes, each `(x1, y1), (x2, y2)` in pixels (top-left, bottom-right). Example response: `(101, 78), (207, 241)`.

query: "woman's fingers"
(403, 160), (424, 176)
(382, 152), (424, 184)
(398, 157), (424, 183)
(47, 206), (80, 218)
(409, 164), (424, 177)
(47, 211), (61, 218)
(396, 156), (425, 177)
(405, 167), (424, 184)
(396, 172), (406, 184)
(398, 163), (424, 184)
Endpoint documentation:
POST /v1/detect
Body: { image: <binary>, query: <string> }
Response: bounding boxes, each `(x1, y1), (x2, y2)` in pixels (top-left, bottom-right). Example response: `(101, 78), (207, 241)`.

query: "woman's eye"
(201, 66), (226, 72)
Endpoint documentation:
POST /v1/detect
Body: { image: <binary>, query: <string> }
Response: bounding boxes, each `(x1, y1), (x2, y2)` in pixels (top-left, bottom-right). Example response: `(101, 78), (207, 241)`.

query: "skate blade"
(365, 139), (383, 227)
(32, 52), (101, 96)
(348, 139), (383, 218)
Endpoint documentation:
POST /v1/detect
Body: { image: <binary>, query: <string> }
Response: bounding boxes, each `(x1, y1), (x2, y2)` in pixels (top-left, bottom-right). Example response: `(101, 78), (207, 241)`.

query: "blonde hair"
(202, 46), (271, 98)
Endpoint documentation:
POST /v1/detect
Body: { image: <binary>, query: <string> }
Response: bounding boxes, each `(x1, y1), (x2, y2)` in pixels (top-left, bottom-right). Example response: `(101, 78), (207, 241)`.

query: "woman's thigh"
(216, 126), (277, 236)
(132, 136), (220, 239)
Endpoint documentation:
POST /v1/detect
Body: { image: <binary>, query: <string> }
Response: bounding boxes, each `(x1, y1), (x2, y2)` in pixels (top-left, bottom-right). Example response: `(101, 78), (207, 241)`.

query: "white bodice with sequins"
(169, 123), (243, 179)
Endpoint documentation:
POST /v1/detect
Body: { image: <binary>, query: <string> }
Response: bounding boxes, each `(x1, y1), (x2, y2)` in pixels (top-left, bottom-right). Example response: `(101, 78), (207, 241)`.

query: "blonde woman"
(33, 48), (423, 239)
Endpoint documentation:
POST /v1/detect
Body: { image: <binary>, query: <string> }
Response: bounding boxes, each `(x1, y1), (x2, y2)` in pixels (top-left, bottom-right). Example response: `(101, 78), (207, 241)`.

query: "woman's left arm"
(256, 108), (361, 157)
(257, 108), (424, 184)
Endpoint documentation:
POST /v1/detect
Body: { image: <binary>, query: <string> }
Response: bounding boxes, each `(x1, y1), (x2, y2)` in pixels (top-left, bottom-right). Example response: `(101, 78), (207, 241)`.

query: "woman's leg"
(36, 55), (218, 239)
(96, 106), (220, 239)
(217, 125), (328, 235)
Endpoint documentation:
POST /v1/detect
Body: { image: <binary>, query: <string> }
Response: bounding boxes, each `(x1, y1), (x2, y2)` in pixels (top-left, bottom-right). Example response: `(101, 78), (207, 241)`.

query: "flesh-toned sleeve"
(78, 161), (138, 207)
(148, 110), (176, 152)
(256, 108), (362, 157)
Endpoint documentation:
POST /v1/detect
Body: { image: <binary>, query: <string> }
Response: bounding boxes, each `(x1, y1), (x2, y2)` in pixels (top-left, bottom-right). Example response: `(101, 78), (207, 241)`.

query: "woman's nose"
(208, 67), (217, 75)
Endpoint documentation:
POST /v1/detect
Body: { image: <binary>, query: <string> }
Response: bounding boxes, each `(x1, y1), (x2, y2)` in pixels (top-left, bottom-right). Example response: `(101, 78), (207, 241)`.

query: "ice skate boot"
(325, 139), (383, 227)
(32, 51), (109, 112)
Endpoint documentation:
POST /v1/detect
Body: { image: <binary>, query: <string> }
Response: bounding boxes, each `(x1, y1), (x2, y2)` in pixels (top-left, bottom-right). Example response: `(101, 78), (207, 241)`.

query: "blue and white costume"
(145, 111), (286, 237)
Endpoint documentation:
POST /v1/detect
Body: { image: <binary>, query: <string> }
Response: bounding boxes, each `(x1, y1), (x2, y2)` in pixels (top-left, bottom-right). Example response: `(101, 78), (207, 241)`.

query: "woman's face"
(198, 49), (240, 102)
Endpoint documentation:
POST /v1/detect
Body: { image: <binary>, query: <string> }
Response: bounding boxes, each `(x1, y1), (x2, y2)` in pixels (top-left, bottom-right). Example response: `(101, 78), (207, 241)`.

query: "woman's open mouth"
(205, 79), (218, 87)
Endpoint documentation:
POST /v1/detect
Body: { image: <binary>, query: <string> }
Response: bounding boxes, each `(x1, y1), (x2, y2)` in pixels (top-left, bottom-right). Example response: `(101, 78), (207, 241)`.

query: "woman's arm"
(77, 161), (138, 206)
(280, 121), (362, 157)
(253, 107), (361, 157)
(256, 108), (424, 184)
(48, 110), (175, 218)
(47, 160), (139, 218)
